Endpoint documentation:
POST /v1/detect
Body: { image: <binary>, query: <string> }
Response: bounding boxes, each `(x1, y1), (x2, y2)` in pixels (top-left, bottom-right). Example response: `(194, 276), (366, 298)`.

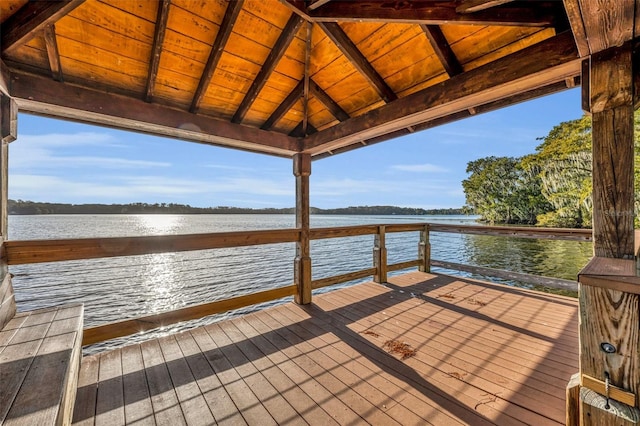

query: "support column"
(0, 93), (15, 329)
(577, 42), (640, 425)
(293, 153), (311, 305)
(373, 225), (387, 283)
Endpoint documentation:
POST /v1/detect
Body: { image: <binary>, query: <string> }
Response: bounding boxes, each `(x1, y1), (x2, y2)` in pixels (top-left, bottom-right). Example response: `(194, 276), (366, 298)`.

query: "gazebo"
(0, 0), (637, 424)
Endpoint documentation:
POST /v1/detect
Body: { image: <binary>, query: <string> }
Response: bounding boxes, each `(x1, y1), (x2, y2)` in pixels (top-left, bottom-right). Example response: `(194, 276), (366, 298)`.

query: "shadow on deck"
(72, 271), (578, 425)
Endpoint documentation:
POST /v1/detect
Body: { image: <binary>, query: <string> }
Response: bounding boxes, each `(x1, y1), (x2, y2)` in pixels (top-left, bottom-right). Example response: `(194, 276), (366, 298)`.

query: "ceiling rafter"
(261, 80), (304, 130)
(302, 21), (312, 135)
(309, 80), (349, 121)
(1, 0), (86, 55)
(302, 31), (580, 155)
(43, 24), (63, 82)
(190, 0), (245, 113)
(318, 22), (397, 103)
(10, 71), (300, 157)
(145, 0), (171, 102)
(308, 0), (332, 11)
(420, 24), (463, 77)
(456, 0), (516, 13)
(232, 14), (305, 124)
(284, 0), (561, 27)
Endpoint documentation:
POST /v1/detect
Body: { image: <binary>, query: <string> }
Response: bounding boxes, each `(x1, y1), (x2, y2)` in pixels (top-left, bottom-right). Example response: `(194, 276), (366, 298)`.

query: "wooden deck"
(72, 271), (578, 425)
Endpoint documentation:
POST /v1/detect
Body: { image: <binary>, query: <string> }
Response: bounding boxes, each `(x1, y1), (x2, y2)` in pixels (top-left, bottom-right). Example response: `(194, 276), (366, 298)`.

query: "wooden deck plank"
(330, 282), (577, 382)
(316, 289), (563, 425)
(0, 340), (42, 423)
(257, 308), (405, 425)
(370, 277), (579, 363)
(263, 306), (447, 426)
(120, 344), (154, 425)
(74, 271), (578, 425)
(230, 318), (341, 425)
(72, 353), (98, 425)
(252, 309), (381, 424)
(95, 348), (125, 426)
(191, 326), (277, 425)
(243, 312), (365, 425)
(276, 303), (486, 425)
(314, 274), (577, 421)
(174, 331), (246, 425)
(157, 334), (216, 425)
(139, 338), (187, 425)
(211, 321), (305, 425)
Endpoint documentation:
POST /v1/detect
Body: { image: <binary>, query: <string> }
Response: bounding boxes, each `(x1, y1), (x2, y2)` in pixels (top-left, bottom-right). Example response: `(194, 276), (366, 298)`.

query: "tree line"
(7, 200), (464, 216)
(462, 111), (640, 227)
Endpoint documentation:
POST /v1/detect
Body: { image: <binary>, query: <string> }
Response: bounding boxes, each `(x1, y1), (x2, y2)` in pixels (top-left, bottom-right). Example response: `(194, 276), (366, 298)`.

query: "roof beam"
(232, 14), (304, 123)
(318, 22), (397, 103)
(1, 0), (86, 55)
(261, 80), (304, 130)
(0, 60), (9, 96)
(190, 0), (244, 113)
(420, 25), (463, 77)
(43, 24), (63, 82)
(562, 0), (636, 56)
(294, 1), (560, 27)
(456, 0), (515, 13)
(303, 31), (581, 156)
(313, 78), (578, 160)
(309, 80), (349, 121)
(10, 71), (300, 157)
(145, 0), (171, 102)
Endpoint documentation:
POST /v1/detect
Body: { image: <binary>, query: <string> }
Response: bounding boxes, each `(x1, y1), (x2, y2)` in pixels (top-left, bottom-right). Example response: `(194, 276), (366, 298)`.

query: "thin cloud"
(18, 132), (117, 147)
(390, 163), (448, 173)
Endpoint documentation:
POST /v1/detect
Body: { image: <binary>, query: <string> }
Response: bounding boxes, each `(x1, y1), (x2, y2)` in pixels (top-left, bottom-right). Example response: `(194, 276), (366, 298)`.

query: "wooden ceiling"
(0, 1), (586, 159)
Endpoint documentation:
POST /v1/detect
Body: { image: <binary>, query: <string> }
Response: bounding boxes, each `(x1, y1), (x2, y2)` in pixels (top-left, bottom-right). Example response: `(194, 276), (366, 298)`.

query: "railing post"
(373, 225), (387, 283)
(419, 224), (430, 273)
(293, 153), (312, 305)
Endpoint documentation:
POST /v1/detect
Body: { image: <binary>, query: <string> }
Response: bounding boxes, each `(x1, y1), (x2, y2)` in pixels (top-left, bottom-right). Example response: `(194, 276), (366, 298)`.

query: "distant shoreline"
(8, 200), (466, 216)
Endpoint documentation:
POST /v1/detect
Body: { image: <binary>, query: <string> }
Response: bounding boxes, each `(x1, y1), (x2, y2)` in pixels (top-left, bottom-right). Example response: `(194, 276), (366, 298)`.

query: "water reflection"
(459, 234), (592, 281)
(135, 214), (183, 235)
(139, 252), (182, 313)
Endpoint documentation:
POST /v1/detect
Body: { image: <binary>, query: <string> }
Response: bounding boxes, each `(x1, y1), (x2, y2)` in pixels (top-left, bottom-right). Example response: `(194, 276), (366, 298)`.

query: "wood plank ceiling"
(0, 0), (581, 159)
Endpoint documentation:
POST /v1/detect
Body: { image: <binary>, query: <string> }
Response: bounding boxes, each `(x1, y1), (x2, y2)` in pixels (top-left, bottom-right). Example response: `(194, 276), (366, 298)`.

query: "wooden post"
(578, 42), (640, 424)
(373, 225), (387, 283)
(293, 153), (311, 305)
(566, 372), (580, 426)
(0, 94), (14, 330)
(419, 224), (431, 273)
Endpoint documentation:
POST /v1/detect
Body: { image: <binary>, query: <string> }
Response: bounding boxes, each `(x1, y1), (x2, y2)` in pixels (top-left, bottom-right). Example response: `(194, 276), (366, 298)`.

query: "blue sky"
(10, 88), (583, 209)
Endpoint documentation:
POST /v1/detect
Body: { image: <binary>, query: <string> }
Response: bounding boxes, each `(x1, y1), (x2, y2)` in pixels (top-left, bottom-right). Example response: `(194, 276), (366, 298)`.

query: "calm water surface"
(8, 214), (592, 353)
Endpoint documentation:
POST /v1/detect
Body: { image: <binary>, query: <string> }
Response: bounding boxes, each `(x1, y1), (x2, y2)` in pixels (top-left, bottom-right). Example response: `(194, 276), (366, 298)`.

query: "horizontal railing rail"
(5, 229), (302, 265)
(428, 223), (593, 241)
(7, 222), (592, 345)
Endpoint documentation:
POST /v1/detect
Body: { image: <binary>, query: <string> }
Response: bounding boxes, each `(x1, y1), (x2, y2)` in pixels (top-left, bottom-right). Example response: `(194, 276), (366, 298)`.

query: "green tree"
(525, 115), (592, 227)
(462, 156), (549, 224)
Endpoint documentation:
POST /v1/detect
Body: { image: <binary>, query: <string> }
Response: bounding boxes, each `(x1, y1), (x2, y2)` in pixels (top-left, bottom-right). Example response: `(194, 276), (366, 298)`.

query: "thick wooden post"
(578, 42), (640, 425)
(0, 94), (14, 329)
(293, 153), (311, 305)
(373, 225), (387, 283)
(419, 224), (431, 273)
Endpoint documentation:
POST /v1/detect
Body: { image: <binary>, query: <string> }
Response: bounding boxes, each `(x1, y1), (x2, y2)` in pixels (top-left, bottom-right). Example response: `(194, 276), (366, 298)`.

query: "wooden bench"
(0, 303), (84, 425)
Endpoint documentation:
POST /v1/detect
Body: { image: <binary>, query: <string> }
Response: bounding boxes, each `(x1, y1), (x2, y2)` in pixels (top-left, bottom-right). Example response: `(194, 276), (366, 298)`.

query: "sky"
(10, 88), (584, 209)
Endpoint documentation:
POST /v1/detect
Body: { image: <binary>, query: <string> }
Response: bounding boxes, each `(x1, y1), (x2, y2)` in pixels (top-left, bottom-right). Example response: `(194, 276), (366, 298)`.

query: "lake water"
(8, 214), (593, 353)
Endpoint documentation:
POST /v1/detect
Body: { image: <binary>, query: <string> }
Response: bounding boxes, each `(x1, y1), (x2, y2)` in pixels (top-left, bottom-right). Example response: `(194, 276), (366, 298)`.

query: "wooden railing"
(5, 223), (592, 345)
